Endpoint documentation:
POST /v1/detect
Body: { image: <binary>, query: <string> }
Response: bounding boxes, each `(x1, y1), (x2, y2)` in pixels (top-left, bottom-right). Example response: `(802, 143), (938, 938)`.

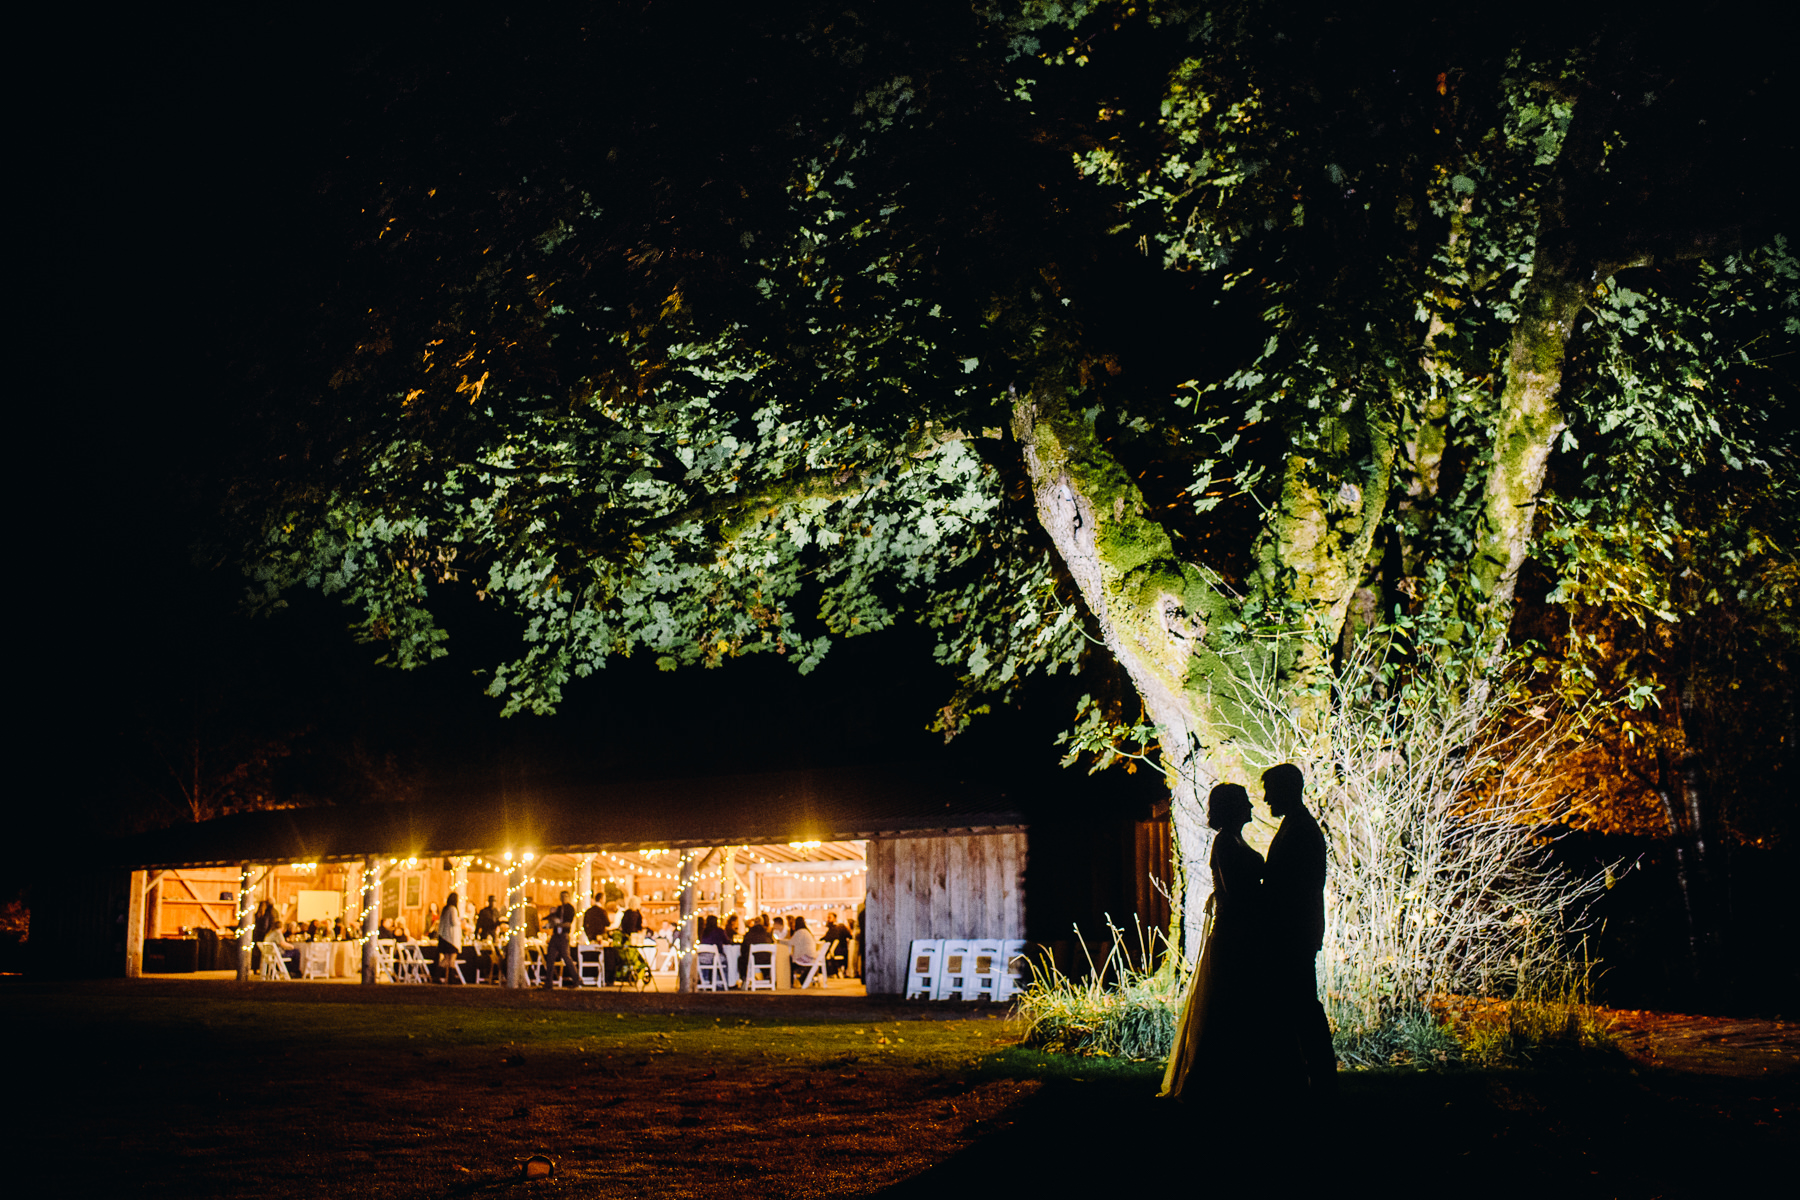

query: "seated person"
(738, 915), (774, 979)
(377, 917), (399, 941)
(618, 898), (644, 938)
(583, 897), (611, 944)
(787, 916), (822, 984)
(698, 915), (729, 948)
(263, 921), (301, 975)
(723, 914), (741, 942)
(394, 917), (412, 941)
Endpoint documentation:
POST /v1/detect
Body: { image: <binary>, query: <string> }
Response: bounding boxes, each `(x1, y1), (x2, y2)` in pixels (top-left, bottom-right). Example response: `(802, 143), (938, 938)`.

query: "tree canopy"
(237, 2), (1797, 925)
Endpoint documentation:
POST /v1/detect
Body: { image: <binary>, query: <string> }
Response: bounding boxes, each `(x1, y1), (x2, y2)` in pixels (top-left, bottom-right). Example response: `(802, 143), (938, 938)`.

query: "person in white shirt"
(787, 916), (821, 984)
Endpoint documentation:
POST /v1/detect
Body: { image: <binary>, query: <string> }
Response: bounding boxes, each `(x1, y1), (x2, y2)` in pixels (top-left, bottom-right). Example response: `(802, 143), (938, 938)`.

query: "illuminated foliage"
(239, 3), (1795, 903)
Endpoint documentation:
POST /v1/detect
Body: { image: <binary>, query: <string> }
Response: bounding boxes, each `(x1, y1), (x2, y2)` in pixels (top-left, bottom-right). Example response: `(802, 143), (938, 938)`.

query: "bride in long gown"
(1159, 783), (1265, 1100)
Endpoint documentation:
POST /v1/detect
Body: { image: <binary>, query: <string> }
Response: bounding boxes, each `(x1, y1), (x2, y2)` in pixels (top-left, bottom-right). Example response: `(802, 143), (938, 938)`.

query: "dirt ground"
(6, 978), (1793, 1198)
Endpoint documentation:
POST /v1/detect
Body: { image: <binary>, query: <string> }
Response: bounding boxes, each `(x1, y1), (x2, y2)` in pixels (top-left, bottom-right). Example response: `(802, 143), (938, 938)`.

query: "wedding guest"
(788, 917), (823, 985)
(739, 914), (773, 979)
(437, 892), (464, 983)
(583, 895), (611, 943)
(698, 915), (729, 947)
(475, 896), (501, 940)
(543, 890), (579, 989)
(619, 897), (644, 938)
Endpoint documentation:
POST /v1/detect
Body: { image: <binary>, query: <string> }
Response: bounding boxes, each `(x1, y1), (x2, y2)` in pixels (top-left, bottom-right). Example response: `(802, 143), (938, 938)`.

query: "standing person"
(475, 895), (501, 941)
(1261, 762), (1337, 1097)
(437, 892), (463, 983)
(543, 890), (579, 989)
(1160, 783), (1266, 1100)
(822, 914), (850, 977)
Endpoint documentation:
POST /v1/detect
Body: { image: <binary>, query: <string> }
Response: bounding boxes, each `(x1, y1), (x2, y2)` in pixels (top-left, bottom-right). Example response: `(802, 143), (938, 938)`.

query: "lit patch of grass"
(1012, 920), (1183, 1062)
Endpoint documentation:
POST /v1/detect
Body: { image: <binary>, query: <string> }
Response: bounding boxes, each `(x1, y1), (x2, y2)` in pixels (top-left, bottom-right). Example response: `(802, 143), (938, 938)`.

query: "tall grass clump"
(1014, 919), (1184, 1060)
(1223, 648), (1612, 1067)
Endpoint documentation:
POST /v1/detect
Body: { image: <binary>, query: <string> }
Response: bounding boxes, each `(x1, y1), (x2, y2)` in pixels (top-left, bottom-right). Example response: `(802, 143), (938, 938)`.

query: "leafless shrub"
(1223, 648), (1612, 1063)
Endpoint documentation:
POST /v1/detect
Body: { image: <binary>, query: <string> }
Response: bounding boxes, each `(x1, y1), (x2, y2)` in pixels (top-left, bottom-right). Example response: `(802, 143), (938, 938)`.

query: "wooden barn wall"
(31, 868), (133, 977)
(863, 832), (1026, 996)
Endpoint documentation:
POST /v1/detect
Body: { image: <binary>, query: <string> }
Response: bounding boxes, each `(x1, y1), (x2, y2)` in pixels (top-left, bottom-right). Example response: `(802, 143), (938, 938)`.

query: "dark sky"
(17, 12), (1147, 886)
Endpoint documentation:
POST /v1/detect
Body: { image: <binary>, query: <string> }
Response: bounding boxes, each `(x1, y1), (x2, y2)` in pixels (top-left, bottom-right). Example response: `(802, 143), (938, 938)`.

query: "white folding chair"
(746, 944), (777, 991)
(300, 945), (327, 980)
(695, 945), (727, 992)
(996, 939), (1031, 1002)
(375, 941), (398, 983)
(577, 946), (604, 987)
(259, 941), (292, 981)
(905, 940), (943, 1000)
(397, 942), (430, 983)
(935, 940), (973, 1000)
(649, 937), (676, 975)
(968, 939), (1005, 1002)
(442, 950), (470, 984)
(792, 952), (826, 989)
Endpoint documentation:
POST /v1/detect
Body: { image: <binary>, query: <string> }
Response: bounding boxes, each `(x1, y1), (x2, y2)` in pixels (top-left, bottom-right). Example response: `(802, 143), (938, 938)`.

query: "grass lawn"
(7, 979), (1792, 1197)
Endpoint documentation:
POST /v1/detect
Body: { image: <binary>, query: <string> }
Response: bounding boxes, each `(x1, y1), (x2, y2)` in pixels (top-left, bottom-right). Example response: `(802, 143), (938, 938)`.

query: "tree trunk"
(1014, 388), (1395, 951)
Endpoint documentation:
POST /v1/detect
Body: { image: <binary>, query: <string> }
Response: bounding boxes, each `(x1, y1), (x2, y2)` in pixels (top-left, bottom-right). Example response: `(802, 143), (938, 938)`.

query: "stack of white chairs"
(967, 940), (1005, 1002)
(906, 937), (1031, 1002)
(746, 944), (777, 992)
(259, 941), (292, 981)
(995, 939), (1031, 1002)
(905, 940), (942, 1000)
(694, 945), (728, 992)
(935, 940), (974, 1000)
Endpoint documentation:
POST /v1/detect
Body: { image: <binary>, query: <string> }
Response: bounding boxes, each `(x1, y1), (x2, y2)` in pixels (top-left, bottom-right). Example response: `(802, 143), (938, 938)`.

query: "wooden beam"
(125, 870), (148, 978)
(235, 863), (253, 982)
(361, 856), (379, 985)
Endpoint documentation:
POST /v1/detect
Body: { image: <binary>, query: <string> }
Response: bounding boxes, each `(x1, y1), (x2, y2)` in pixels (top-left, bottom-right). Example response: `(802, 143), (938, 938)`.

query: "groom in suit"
(1262, 762), (1338, 1096)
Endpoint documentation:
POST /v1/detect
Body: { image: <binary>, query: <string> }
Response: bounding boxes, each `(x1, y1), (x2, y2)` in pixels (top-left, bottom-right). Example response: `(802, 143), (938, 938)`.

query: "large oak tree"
(238, 2), (1796, 943)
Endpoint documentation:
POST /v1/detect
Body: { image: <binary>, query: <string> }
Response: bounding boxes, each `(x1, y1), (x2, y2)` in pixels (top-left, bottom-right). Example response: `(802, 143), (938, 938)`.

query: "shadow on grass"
(895, 1045), (1795, 1197)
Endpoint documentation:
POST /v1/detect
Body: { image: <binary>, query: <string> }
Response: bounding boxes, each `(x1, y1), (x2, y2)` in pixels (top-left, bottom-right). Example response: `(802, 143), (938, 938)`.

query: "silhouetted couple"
(1159, 763), (1337, 1104)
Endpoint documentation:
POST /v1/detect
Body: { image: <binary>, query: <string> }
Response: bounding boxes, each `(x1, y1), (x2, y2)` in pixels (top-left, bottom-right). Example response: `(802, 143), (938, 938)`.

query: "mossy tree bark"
(1014, 386), (1398, 952)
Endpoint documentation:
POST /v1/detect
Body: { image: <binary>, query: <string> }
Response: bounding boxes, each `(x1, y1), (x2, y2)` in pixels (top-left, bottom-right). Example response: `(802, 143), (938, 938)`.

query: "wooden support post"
(361, 856), (379, 985)
(577, 854), (594, 921)
(451, 857), (470, 912)
(505, 863), (525, 988)
(236, 863), (252, 981)
(125, 870), (148, 978)
(677, 850), (697, 994)
(720, 846), (737, 919)
(145, 874), (163, 941)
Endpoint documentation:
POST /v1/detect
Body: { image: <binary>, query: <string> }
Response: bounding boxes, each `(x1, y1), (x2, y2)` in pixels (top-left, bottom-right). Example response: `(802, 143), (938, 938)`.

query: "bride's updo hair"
(1207, 783), (1253, 831)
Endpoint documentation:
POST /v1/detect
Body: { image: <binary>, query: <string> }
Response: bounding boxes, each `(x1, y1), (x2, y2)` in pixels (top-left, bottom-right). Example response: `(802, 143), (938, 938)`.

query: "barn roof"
(105, 763), (1032, 869)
